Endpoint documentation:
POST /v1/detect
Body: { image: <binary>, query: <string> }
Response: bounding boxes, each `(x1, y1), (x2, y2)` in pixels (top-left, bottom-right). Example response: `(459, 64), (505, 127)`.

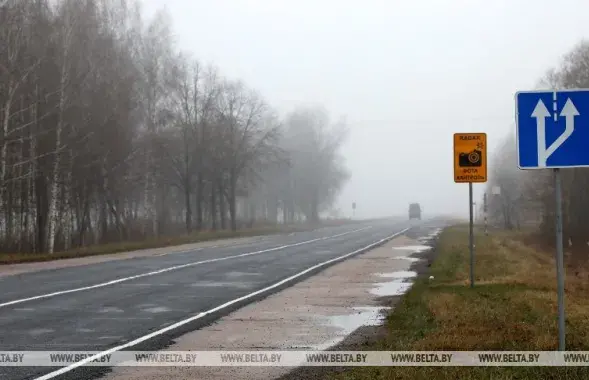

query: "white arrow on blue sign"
(515, 89), (589, 169)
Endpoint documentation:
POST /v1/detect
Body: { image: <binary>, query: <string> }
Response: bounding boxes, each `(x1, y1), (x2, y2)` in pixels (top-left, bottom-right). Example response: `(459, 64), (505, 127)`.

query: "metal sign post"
(554, 168), (565, 350)
(483, 192), (488, 236)
(469, 182), (474, 288)
(473, 202), (477, 223)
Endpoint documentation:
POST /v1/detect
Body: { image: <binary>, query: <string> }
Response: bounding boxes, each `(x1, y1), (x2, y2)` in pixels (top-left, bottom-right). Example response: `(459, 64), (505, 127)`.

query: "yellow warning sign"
(454, 133), (487, 183)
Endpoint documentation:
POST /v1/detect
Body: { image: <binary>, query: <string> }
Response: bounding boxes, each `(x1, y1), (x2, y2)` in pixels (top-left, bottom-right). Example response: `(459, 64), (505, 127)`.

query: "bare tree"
(0, 0), (352, 254)
(280, 106), (350, 223)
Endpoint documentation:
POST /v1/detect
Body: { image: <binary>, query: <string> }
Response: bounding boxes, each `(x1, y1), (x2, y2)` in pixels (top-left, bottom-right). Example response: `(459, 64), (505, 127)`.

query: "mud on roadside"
(275, 229), (441, 380)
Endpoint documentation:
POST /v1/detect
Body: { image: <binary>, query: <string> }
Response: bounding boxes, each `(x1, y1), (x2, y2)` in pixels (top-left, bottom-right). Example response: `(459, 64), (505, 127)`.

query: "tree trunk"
(151, 171), (158, 237)
(282, 203), (288, 225)
(142, 165), (150, 237)
(219, 182), (226, 230)
(20, 170), (29, 253)
(248, 202), (255, 228)
(62, 151), (73, 250)
(211, 179), (217, 230)
(311, 199), (319, 223)
(47, 30), (71, 254)
(30, 95), (39, 253)
(184, 180), (192, 233)
(78, 198), (90, 247)
(46, 136), (63, 254)
(196, 175), (203, 230)
(112, 198), (124, 241)
(157, 184), (168, 235)
(6, 170), (14, 247)
(0, 82), (15, 242)
(100, 196), (108, 243)
(290, 205), (295, 224)
(229, 182), (237, 231)
(35, 172), (47, 253)
(269, 197), (278, 224)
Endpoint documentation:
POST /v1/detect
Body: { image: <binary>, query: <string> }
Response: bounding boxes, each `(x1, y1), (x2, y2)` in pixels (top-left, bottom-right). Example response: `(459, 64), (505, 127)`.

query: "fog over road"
(0, 219), (420, 380)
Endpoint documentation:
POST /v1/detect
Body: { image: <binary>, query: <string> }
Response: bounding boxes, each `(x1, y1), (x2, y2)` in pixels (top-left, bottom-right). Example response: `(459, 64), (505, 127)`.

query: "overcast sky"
(140, 0), (589, 219)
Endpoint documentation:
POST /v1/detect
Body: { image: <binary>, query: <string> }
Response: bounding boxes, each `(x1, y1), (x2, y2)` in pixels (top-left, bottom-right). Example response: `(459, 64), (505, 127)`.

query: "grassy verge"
(0, 223), (327, 265)
(329, 225), (589, 380)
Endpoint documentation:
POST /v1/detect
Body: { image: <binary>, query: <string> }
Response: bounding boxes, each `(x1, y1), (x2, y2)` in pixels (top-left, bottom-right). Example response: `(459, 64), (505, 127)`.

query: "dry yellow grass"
(329, 225), (589, 380)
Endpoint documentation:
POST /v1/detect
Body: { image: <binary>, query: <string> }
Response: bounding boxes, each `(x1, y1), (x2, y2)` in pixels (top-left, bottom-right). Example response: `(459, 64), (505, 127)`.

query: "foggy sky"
(141, 0), (589, 219)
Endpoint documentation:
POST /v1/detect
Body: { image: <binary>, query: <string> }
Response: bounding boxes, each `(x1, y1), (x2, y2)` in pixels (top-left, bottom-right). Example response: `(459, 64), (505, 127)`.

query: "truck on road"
(409, 203), (421, 220)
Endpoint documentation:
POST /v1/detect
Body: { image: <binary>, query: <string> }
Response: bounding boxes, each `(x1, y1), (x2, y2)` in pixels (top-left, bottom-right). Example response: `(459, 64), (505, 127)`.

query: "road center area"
(104, 226), (440, 380)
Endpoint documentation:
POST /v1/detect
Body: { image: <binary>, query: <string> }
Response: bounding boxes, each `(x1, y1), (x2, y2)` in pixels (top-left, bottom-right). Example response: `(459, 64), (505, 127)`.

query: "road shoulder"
(275, 226), (440, 380)
(314, 225), (589, 380)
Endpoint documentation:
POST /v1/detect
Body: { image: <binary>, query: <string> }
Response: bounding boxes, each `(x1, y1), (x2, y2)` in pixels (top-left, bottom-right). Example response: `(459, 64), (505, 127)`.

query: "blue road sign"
(516, 89), (589, 169)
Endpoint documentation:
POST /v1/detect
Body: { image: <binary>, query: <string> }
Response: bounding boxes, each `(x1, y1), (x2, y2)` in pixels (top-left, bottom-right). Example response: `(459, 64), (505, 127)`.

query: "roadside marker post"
(453, 133), (488, 288)
(515, 89), (589, 351)
(491, 186), (501, 228)
(483, 192), (488, 236)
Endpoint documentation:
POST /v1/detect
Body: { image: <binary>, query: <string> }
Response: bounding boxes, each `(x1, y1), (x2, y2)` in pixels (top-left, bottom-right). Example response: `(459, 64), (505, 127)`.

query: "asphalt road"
(0, 218), (417, 380)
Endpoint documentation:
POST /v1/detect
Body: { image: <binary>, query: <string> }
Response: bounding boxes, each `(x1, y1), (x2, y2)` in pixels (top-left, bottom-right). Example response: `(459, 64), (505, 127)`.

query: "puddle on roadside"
(393, 256), (422, 262)
(330, 306), (387, 329)
(309, 306), (390, 350)
(393, 245), (432, 253)
(371, 270), (417, 297)
(377, 271), (417, 278)
(371, 280), (413, 297)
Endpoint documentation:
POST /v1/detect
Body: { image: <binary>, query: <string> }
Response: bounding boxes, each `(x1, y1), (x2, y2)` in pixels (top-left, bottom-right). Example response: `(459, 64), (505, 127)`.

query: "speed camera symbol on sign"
(454, 133), (487, 183)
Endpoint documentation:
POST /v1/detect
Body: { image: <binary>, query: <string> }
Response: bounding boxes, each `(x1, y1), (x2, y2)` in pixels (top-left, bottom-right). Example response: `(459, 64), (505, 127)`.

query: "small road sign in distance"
(453, 132), (487, 183)
(516, 89), (589, 169)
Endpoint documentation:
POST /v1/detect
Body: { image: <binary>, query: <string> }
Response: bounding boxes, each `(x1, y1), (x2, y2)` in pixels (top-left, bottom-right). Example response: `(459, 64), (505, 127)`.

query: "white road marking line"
(33, 227), (408, 380)
(0, 227), (371, 309)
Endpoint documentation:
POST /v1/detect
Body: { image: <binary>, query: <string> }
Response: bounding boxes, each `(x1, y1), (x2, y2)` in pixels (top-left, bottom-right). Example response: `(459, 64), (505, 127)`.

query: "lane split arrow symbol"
(531, 98), (579, 167)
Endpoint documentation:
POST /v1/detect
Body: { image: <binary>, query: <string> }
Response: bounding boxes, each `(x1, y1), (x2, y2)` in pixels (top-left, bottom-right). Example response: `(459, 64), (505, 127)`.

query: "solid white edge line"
(33, 227), (409, 380)
(0, 227), (372, 309)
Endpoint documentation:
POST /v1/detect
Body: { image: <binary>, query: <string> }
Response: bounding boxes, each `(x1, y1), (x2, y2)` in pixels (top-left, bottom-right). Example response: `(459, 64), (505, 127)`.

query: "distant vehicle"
(409, 203), (421, 220)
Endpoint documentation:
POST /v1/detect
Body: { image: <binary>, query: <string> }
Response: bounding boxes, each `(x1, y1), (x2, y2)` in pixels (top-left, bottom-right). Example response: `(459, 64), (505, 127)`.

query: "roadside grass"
(0, 224), (324, 265)
(329, 225), (589, 380)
